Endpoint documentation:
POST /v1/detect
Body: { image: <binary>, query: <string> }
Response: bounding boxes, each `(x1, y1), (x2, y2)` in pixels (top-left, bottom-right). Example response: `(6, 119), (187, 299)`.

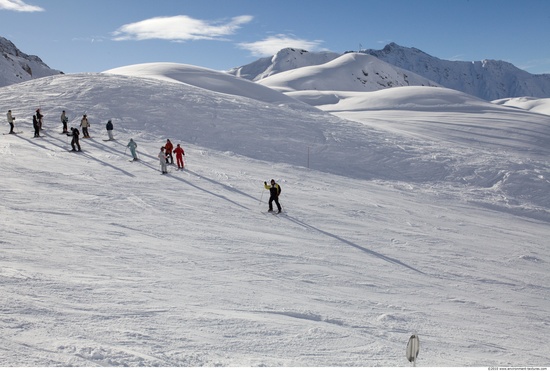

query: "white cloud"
(112, 15), (253, 42)
(0, 0), (43, 11)
(238, 34), (324, 57)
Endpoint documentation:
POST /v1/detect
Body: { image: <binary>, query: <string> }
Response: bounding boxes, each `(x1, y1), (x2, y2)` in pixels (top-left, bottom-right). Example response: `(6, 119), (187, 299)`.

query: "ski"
(261, 211), (283, 216)
(3, 131), (23, 135)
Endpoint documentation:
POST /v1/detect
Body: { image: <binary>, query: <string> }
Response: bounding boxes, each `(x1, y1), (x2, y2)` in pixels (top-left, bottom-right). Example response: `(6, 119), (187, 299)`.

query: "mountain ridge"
(1, 34), (549, 101)
(0, 36), (63, 87)
(363, 42), (550, 100)
(228, 43), (550, 101)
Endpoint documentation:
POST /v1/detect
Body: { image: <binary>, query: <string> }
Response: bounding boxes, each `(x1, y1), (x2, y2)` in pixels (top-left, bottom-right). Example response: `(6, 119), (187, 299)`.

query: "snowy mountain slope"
(227, 47), (340, 81)
(257, 53), (439, 93)
(364, 42), (550, 101)
(0, 36), (63, 87)
(229, 43), (550, 101)
(284, 85), (550, 218)
(1, 65), (550, 366)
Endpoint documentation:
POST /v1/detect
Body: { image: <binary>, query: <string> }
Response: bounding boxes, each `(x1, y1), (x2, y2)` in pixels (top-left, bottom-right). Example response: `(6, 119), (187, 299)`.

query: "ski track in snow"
(0, 71), (549, 366)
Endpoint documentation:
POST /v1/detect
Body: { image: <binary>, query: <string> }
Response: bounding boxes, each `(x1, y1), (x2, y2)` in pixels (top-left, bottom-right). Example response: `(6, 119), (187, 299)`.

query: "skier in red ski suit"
(173, 143), (185, 169)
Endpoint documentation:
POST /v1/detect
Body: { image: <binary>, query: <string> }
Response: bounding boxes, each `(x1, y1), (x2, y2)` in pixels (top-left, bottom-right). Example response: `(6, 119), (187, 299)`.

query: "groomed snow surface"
(1, 63), (550, 367)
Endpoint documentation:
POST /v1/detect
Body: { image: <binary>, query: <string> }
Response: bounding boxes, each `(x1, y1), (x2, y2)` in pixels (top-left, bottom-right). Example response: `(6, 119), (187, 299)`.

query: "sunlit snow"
(1, 62), (549, 367)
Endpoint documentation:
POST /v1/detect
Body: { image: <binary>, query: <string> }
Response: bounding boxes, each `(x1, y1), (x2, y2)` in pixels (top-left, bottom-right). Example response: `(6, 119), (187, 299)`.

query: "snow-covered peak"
(227, 47), (340, 81)
(363, 43), (550, 100)
(257, 52), (439, 93)
(0, 36), (63, 87)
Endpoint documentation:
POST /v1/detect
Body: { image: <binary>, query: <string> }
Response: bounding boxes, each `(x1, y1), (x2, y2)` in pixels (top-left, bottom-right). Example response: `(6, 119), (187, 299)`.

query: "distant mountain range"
(0, 36), (63, 87)
(1, 34), (550, 101)
(228, 43), (550, 101)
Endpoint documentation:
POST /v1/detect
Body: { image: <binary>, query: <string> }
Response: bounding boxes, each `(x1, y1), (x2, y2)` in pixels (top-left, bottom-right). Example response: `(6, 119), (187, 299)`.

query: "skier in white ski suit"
(158, 147), (168, 174)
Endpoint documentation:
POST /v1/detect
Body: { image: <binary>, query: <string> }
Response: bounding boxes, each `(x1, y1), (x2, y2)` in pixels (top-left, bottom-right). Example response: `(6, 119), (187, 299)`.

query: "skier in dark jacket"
(106, 120), (114, 140)
(36, 109), (43, 130)
(7, 110), (15, 134)
(32, 115), (40, 137)
(67, 127), (81, 151)
(264, 179), (282, 213)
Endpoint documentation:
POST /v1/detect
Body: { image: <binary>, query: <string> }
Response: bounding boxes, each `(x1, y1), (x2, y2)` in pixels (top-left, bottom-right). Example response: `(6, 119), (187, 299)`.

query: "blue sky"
(1, 0), (549, 74)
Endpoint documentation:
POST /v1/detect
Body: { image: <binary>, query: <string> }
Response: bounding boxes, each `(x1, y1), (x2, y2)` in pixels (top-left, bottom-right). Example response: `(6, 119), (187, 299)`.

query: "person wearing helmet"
(264, 179), (282, 213)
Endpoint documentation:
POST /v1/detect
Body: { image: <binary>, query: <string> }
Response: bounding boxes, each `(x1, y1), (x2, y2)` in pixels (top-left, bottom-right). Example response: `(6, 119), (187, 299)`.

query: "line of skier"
(6, 109), (188, 167)
(7, 109), (94, 141)
(6, 109), (281, 212)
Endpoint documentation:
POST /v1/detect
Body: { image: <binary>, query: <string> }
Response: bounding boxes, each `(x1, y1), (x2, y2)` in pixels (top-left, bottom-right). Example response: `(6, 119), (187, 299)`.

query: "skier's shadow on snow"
(15, 132), (69, 153)
(185, 170), (258, 202)
(169, 170), (251, 210)
(41, 134), (136, 178)
(283, 214), (425, 274)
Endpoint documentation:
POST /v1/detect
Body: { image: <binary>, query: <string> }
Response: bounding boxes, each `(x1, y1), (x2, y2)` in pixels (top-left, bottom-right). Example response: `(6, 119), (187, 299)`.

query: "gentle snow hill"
(1, 65), (550, 366)
(285, 85), (550, 219)
(287, 86), (495, 112)
(258, 53), (439, 93)
(493, 97), (550, 116)
(0, 71), (379, 181)
(105, 63), (306, 107)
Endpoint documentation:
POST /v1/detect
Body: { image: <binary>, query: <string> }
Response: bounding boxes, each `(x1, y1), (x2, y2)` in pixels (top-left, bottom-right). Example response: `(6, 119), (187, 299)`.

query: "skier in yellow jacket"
(264, 179), (282, 213)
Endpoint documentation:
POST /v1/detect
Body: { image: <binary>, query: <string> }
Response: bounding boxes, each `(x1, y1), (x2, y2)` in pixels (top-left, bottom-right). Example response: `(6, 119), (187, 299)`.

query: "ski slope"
(0, 64), (549, 367)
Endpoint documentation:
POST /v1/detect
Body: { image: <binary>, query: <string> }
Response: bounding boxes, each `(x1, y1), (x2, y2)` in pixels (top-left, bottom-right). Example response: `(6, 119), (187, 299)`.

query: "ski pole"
(259, 189), (265, 205)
